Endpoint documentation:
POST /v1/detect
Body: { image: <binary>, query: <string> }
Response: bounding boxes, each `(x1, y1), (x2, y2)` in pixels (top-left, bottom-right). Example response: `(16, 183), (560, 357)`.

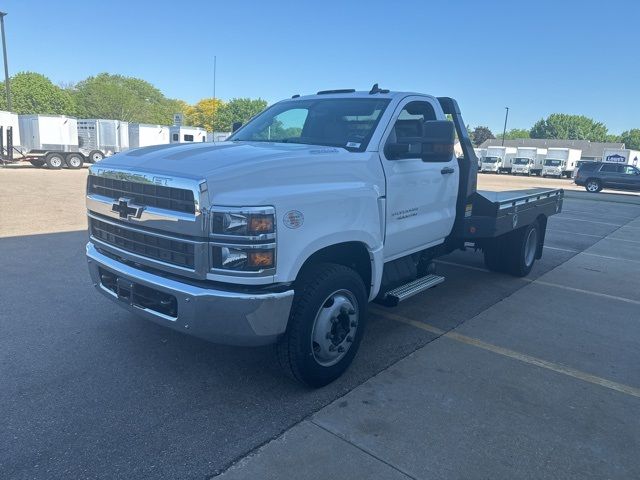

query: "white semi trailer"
(78, 119), (130, 163)
(480, 146), (517, 173)
(169, 126), (207, 143)
(128, 124), (170, 148)
(512, 147), (547, 176)
(542, 148), (582, 178)
(602, 148), (640, 167)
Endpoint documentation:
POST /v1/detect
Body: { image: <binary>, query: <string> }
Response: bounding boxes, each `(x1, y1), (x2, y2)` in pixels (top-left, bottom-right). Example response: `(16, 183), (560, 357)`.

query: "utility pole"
(501, 107), (509, 146)
(212, 56), (217, 140)
(0, 12), (11, 111)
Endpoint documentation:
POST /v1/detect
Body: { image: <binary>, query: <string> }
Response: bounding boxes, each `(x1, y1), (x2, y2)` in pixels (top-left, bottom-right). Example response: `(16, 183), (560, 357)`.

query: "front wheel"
(65, 153), (84, 169)
(276, 263), (367, 388)
(585, 179), (602, 193)
(45, 152), (64, 169)
(88, 150), (105, 163)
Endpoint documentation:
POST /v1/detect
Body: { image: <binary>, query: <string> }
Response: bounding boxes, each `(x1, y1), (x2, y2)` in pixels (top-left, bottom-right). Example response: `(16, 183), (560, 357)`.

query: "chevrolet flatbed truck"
(86, 86), (563, 387)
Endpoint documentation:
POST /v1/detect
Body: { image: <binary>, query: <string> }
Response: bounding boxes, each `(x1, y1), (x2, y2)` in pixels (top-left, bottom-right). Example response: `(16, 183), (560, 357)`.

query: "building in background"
(479, 139), (624, 162)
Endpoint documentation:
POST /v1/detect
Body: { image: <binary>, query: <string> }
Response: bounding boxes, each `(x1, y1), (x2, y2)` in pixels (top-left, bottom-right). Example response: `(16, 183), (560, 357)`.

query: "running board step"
(383, 274), (445, 306)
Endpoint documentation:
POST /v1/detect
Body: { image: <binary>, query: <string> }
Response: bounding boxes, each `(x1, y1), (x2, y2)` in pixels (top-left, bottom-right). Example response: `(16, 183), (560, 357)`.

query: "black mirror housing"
(421, 120), (455, 162)
(384, 143), (411, 160)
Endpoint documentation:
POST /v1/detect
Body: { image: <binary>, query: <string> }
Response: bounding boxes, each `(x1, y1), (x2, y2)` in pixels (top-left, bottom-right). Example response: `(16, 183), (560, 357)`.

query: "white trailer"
(0, 110), (20, 150)
(207, 131), (232, 142)
(473, 148), (486, 168)
(170, 126), (207, 143)
(78, 119), (130, 162)
(602, 148), (640, 167)
(542, 148), (582, 178)
(128, 124), (170, 148)
(480, 146), (517, 173)
(511, 147), (547, 176)
(17, 114), (87, 169)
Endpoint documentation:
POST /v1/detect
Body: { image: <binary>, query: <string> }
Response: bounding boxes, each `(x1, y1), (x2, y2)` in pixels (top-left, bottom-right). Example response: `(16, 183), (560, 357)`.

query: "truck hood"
(91, 141), (383, 204)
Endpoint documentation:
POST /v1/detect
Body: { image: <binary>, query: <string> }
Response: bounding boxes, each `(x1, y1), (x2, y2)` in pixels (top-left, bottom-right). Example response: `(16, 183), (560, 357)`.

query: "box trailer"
(602, 148), (640, 167)
(78, 119), (130, 162)
(0, 110), (21, 160)
(169, 126), (207, 143)
(17, 114), (88, 169)
(542, 148), (582, 178)
(207, 131), (232, 142)
(480, 146), (517, 173)
(511, 147), (547, 176)
(128, 124), (170, 148)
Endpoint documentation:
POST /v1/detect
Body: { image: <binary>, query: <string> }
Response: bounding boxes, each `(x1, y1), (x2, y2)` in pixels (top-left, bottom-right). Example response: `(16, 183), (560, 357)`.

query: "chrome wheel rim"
(92, 153), (103, 162)
(311, 289), (358, 367)
(50, 156), (63, 167)
(524, 227), (538, 267)
(587, 181), (598, 192)
(69, 156), (81, 167)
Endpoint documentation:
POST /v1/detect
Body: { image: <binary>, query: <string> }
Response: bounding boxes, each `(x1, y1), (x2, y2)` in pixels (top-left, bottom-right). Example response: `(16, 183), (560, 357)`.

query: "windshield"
(513, 158), (531, 165)
(229, 98), (391, 151)
(544, 159), (563, 166)
(483, 157), (499, 163)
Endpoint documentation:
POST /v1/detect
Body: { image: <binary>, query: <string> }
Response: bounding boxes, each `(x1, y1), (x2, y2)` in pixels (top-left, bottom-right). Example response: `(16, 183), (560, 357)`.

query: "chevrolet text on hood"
(86, 86), (564, 387)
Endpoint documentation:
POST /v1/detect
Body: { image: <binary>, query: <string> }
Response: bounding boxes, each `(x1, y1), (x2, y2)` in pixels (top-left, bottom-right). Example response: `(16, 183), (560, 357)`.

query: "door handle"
(441, 167), (455, 175)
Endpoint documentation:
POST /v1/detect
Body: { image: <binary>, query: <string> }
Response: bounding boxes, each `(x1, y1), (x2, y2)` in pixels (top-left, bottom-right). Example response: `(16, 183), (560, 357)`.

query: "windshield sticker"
(346, 142), (361, 148)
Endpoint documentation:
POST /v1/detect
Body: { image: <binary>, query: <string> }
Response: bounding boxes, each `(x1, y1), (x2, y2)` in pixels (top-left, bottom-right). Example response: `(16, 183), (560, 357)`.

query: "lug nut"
(328, 345), (336, 352)
(337, 346), (345, 353)
(346, 336), (353, 343)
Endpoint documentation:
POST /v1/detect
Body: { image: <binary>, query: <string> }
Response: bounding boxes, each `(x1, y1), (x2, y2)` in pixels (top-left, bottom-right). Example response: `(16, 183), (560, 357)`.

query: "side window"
(385, 101), (438, 160)
(184, 134), (194, 142)
(172, 133), (179, 141)
(622, 166), (638, 175)
(599, 164), (618, 173)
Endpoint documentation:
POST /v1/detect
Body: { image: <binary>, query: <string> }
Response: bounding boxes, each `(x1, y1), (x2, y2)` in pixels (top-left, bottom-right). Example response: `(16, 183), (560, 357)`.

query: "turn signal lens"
(249, 214), (274, 234)
(248, 251), (274, 268)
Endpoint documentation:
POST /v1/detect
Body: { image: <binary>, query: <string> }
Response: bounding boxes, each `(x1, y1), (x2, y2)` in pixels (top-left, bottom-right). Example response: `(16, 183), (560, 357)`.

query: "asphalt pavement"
(2, 195), (639, 479)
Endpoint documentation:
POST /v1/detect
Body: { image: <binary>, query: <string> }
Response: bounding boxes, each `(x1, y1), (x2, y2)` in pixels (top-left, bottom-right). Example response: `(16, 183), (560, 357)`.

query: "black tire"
(585, 178), (602, 193)
(276, 263), (368, 388)
(88, 150), (105, 163)
(65, 153), (84, 169)
(29, 159), (45, 168)
(505, 222), (540, 277)
(45, 152), (64, 169)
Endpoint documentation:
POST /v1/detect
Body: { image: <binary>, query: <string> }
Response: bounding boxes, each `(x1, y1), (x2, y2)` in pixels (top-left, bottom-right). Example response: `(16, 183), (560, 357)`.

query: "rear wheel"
(585, 179), (602, 193)
(484, 221), (541, 277)
(65, 153), (84, 169)
(276, 263), (367, 388)
(45, 152), (64, 169)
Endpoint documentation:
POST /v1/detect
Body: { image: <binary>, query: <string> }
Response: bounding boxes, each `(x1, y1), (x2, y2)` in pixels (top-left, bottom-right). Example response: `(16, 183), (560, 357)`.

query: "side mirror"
(421, 120), (455, 162)
(232, 121), (243, 132)
(384, 143), (411, 160)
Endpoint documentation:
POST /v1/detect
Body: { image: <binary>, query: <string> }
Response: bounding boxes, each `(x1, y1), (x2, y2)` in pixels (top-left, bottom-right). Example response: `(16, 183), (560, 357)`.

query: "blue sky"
(2, 0), (639, 133)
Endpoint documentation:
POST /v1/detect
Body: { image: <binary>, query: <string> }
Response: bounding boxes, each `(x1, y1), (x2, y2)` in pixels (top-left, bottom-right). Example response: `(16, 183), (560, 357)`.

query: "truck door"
(380, 97), (459, 260)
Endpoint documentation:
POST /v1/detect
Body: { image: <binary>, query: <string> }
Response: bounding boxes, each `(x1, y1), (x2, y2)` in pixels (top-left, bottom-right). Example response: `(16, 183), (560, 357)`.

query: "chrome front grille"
(88, 175), (196, 214)
(90, 217), (196, 269)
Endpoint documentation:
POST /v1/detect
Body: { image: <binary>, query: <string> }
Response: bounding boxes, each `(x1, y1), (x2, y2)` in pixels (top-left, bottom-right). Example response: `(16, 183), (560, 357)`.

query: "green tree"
(73, 73), (184, 124)
(0, 72), (76, 115)
(471, 126), (495, 146)
(530, 114), (608, 142)
(501, 128), (530, 140)
(620, 129), (640, 150)
(216, 98), (268, 131)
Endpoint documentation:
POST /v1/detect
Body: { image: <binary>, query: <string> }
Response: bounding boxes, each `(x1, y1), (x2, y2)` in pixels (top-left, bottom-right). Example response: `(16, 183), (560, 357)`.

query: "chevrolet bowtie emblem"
(111, 198), (144, 220)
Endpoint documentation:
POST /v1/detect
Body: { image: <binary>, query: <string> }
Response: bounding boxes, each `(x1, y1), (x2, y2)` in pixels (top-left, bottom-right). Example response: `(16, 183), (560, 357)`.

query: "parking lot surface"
(1, 166), (639, 479)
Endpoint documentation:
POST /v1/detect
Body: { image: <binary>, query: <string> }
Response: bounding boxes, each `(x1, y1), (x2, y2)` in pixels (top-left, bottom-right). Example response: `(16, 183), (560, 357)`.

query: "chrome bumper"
(86, 243), (294, 346)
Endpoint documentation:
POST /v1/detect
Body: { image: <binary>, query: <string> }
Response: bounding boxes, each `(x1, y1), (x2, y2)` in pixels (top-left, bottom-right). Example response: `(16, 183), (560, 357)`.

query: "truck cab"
(86, 87), (563, 387)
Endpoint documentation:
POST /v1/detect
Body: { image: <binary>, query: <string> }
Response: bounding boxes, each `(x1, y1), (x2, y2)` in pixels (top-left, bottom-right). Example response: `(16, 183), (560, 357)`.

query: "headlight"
(210, 207), (276, 275)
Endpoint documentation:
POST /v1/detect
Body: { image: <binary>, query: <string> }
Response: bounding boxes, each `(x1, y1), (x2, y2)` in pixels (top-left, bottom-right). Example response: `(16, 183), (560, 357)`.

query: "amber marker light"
(248, 251), (274, 268)
(249, 214), (274, 234)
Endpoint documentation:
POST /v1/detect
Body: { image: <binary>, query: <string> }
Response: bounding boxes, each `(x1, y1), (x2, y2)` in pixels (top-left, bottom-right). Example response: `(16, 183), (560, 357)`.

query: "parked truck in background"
(128, 123), (171, 148)
(85, 88), (563, 387)
(542, 148), (582, 178)
(512, 147), (547, 176)
(474, 148), (486, 168)
(480, 146), (517, 173)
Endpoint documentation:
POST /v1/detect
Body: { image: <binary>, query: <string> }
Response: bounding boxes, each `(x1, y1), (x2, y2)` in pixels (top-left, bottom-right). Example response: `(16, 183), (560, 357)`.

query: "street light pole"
(0, 12), (10, 111)
(501, 106), (509, 146)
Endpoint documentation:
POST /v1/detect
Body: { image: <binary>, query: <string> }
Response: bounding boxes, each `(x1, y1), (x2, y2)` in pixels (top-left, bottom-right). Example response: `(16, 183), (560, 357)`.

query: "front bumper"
(86, 243), (294, 346)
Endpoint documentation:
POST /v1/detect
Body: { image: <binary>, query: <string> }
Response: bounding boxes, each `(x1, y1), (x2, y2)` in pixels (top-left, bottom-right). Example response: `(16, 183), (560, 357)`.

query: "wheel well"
(298, 242), (372, 294)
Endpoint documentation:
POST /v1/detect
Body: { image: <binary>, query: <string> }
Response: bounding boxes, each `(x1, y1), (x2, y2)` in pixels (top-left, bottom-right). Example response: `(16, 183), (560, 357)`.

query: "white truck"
(512, 147), (547, 176)
(480, 146), (517, 173)
(542, 148), (582, 178)
(602, 148), (640, 167)
(86, 88), (563, 387)
(473, 148), (486, 168)
(128, 123), (170, 148)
